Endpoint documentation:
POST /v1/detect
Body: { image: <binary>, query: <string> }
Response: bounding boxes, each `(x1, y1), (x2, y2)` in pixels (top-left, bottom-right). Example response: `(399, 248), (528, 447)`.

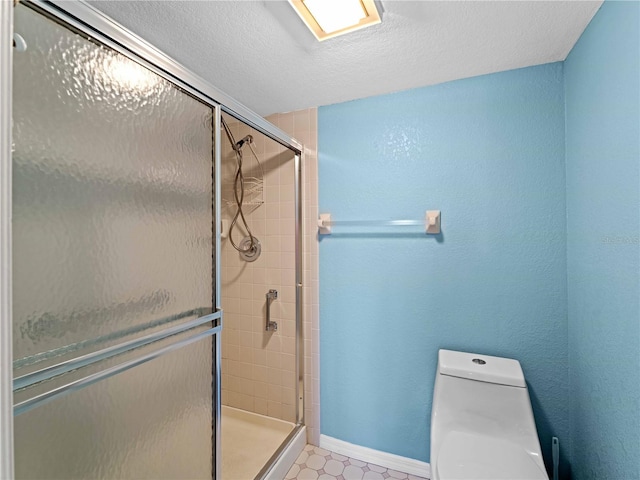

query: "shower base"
(221, 405), (296, 480)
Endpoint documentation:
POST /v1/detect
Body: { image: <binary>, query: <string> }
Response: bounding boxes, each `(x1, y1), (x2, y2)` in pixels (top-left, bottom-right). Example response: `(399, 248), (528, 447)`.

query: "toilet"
(430, 349), (549, 480)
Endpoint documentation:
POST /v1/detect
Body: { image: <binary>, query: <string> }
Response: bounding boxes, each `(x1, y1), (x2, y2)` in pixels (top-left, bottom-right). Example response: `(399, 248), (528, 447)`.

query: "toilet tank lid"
(438, 350), (526, 387)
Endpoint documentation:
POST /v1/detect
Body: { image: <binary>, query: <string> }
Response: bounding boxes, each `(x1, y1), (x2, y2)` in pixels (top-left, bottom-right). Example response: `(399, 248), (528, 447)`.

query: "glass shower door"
(11, 3), (218, 478)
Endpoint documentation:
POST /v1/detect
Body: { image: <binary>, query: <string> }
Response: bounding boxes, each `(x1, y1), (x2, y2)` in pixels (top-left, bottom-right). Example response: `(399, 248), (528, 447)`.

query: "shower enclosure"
(219, 115), (303, 479)
(1, 1), (304, 479)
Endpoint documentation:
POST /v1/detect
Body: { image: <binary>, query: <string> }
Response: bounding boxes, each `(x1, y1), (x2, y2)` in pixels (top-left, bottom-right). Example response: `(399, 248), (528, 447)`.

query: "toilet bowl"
(430, 349), (548, 480)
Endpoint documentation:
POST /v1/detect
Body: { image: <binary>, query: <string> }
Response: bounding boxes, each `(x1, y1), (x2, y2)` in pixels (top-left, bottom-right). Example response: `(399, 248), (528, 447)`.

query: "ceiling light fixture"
(288, 0), (381, 41)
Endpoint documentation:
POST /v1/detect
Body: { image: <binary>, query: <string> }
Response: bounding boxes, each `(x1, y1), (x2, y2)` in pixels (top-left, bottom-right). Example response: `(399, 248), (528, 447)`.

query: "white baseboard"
(319, 434), (431, 479)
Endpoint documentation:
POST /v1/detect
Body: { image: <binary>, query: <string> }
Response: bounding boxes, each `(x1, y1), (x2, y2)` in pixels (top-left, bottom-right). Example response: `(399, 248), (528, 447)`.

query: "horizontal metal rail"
(14, 325), (221, 416)
(322, 219), (425, 227)
(14, 306), (214, 370)
(14, 311), (221, 392)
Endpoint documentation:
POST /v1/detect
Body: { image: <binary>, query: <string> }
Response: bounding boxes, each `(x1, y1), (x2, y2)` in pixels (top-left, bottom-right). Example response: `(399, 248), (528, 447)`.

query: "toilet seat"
(436, 431), (548, 480)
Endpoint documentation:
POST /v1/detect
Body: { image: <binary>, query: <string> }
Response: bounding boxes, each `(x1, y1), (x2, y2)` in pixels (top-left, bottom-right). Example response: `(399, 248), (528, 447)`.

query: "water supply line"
(552, 437), (559, 480)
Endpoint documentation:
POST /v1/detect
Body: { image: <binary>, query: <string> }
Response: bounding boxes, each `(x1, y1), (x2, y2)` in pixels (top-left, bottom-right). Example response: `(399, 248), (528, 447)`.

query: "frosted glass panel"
(14, 335), (214, 479)
(12, 4), (214, 368)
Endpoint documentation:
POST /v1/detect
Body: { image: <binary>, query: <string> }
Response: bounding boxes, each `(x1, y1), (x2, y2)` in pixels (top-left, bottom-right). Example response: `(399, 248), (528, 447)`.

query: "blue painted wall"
(318, 63), (569, 471)
(565, 2), (640, 479)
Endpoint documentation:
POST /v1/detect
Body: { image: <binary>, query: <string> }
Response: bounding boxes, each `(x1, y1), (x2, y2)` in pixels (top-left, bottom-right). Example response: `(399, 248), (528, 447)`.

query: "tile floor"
(285, 445), (429, 480)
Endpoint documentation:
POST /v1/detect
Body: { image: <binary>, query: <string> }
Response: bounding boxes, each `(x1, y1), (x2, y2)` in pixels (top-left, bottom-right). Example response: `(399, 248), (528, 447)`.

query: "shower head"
(235, 135), (253, 150)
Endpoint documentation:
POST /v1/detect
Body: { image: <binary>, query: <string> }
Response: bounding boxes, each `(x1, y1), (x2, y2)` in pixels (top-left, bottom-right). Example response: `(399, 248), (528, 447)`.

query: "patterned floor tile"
(286, 445), (428, 480)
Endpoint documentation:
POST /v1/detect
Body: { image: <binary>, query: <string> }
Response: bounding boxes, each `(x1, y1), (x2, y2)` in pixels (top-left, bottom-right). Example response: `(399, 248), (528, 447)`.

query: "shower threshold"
(221, 406), (295, 480)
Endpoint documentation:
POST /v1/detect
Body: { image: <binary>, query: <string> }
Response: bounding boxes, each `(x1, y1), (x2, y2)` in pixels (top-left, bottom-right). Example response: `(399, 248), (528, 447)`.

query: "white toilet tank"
(430, 349), (549, 480)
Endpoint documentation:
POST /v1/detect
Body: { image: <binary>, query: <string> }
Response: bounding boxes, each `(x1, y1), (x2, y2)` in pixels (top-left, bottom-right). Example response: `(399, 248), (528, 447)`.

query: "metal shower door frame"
(0, 1), (305, 478)
(0, 2), (15, 478)
(38, 0), (303, 155)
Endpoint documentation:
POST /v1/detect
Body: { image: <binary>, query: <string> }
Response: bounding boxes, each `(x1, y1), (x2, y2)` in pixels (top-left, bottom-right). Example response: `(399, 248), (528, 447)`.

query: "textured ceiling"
(89, 1), (602, 116)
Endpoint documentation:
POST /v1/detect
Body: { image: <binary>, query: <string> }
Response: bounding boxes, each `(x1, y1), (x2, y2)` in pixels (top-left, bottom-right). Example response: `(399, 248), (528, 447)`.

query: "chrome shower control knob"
(239, 236), (261, 262)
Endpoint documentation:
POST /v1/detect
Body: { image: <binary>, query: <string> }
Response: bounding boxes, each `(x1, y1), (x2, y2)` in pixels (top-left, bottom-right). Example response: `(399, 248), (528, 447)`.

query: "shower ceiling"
(88, 0), (602, 116)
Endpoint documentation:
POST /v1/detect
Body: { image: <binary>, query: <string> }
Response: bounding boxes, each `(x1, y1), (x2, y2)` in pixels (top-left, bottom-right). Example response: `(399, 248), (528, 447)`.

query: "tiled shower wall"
(220, 109), (320, 445)
(220, 118), (297, 423)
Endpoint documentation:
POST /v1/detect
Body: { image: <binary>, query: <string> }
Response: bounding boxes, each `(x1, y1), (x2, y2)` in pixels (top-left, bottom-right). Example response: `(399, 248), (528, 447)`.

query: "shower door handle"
(265, 289), (278, 332)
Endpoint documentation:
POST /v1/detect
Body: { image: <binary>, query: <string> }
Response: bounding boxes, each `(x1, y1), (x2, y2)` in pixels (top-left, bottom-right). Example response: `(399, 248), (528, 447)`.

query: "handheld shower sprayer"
(221, 117), (262, 261)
